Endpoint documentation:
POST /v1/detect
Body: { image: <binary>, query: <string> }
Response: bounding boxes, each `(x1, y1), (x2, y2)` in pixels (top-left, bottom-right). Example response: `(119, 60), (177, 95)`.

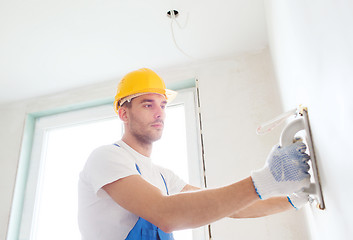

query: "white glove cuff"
(251, 167), (309, 200)
(251, 168), (280, 200)
(287, 192), (309, 210)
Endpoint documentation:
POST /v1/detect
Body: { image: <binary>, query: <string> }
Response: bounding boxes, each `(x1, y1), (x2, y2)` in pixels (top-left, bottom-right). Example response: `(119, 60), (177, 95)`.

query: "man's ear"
(118, 107), (128, 123)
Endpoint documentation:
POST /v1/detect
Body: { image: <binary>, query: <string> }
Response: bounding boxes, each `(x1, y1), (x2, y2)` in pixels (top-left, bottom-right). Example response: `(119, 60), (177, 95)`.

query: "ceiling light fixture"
(167, 10), (179, 18)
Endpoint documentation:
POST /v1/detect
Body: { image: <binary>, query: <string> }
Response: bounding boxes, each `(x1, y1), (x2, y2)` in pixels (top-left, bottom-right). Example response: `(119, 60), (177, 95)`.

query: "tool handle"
(279, 118), (305, 147)
(279, 118), (316, 194)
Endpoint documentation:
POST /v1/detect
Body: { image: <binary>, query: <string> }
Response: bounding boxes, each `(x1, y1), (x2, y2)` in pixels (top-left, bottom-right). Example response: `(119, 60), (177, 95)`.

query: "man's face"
(124, 93), (167, 144)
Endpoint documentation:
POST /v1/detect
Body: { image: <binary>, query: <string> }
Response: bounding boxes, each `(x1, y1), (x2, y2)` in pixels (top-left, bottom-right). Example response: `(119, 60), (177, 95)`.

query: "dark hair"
(121, 100), (132, 108)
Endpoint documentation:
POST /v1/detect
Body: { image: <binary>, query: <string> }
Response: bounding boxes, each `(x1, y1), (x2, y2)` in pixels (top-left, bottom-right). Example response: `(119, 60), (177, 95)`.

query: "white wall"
(265, 0), (353, 239)
(189, 50), (311, 240)
(1, 49), (310, 239)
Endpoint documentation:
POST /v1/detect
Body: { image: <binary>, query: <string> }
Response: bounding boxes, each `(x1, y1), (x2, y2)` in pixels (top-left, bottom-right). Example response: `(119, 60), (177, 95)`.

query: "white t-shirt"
(78, 140), (187, 240)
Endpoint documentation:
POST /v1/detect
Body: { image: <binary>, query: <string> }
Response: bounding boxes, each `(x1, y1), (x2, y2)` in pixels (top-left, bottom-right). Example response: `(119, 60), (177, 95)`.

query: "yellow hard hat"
(113, 68), (177, 114)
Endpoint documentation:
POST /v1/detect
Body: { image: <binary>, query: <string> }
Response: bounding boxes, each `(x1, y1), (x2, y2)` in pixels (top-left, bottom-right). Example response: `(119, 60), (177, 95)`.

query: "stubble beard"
(132, 129), (162, 145)
(129, 121), (163, 146)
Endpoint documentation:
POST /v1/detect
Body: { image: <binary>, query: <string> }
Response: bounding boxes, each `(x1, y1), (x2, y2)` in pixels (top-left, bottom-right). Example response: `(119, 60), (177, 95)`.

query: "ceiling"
(0, 0), (268, 104)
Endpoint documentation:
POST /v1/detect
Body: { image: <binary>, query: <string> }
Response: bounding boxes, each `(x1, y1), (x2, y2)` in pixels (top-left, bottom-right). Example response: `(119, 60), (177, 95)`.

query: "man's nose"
(154, 107), (165, 119)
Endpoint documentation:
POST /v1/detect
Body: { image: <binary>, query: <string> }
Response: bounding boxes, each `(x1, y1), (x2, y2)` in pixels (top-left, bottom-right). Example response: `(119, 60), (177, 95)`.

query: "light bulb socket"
(167, 10), (179, 18)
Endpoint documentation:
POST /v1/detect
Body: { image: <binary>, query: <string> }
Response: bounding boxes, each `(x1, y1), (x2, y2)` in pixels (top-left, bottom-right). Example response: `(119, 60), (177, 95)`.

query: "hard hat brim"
(165, 89), (178, 103)
(114, 89), (178, 114)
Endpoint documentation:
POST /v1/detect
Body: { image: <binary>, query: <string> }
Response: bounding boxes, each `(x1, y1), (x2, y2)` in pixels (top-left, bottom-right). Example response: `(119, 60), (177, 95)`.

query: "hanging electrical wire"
(167, 8), (197, 60)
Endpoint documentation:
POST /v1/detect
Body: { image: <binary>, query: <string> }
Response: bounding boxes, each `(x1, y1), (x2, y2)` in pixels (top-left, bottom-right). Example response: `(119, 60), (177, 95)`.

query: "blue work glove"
(287, 191), (310, 210)
(251, 142), (311, 199)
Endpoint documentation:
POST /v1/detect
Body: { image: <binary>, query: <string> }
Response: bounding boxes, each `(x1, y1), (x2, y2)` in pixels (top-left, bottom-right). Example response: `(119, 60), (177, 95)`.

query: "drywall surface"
(265, 0), (353, 239)
(0, 49), (310, 239)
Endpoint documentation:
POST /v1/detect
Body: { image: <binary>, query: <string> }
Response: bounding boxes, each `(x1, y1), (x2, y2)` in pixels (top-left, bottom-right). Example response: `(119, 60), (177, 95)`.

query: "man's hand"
(287, 191), (310, 210)
(251, 142), (311, 199)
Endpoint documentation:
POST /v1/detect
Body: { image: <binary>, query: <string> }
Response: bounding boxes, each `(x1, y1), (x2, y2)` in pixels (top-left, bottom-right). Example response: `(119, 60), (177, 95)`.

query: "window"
(11, 88), (207, 240)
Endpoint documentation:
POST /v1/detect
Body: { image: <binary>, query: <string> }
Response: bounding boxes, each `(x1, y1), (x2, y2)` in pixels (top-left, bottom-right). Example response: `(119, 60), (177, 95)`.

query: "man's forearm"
(104, 175), (260, 233)
(228, 196), (292, 218)
(159, 177), (259, 232)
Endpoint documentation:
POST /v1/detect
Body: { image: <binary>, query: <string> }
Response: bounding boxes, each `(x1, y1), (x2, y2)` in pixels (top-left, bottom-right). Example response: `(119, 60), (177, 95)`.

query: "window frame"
(7, 83), (208, 240)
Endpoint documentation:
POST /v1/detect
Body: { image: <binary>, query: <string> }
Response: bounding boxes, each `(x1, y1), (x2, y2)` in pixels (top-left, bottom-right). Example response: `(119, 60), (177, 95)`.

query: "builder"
(78, 68), (310, 240)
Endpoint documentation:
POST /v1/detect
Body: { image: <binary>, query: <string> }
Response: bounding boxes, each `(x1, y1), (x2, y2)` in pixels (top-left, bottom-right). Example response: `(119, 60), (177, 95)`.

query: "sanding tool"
(257, 106), (325, 210)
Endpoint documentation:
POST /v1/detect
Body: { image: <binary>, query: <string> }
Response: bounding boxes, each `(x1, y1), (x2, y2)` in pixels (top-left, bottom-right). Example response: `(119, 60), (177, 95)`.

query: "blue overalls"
(113, 144), (174, 240)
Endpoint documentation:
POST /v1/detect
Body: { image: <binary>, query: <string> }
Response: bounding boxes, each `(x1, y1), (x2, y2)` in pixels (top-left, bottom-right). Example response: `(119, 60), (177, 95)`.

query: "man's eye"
(144, 104), (152, 108)
(161, 105), (166, 109)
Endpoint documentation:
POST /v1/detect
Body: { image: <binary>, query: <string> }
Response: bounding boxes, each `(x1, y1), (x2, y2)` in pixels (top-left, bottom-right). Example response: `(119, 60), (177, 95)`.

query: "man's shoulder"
(88, 143), (133, 163)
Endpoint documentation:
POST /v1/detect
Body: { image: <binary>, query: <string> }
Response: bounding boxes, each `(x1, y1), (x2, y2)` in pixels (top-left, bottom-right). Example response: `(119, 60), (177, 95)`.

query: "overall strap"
(134, 163), (169, 195)
(160, 173), (169, 195)
(135, 163), (141, 174)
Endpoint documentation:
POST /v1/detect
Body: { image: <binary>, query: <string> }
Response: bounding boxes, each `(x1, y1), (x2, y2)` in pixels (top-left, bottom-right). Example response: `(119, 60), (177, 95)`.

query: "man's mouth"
(151, 121), (164, 128)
